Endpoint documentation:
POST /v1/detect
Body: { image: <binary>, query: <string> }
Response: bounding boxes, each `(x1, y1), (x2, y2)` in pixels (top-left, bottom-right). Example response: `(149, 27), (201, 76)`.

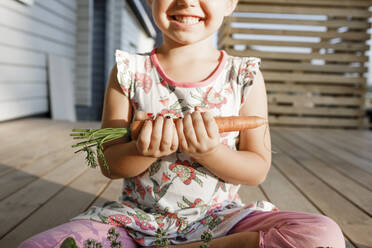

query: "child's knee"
(313, 215), (345, 248)
(283, 214), (346, 248)
(18, 237), (46, 248)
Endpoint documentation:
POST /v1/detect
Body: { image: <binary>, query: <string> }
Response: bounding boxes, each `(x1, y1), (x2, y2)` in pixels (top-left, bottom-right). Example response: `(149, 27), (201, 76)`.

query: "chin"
(177, 38), (202, 45)
(171, 34), (212, 45)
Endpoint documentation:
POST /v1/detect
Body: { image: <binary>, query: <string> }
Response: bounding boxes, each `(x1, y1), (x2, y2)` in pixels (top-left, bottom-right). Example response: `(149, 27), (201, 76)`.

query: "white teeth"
(174, 16), (201, 25)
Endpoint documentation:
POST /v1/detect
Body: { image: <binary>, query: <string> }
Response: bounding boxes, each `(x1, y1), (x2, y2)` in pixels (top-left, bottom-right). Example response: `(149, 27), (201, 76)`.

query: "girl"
(20, 0), (346, 247)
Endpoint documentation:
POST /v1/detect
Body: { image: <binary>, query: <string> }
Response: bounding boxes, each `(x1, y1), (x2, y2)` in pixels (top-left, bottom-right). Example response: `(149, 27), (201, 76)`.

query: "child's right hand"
(134, 111), (179, 158)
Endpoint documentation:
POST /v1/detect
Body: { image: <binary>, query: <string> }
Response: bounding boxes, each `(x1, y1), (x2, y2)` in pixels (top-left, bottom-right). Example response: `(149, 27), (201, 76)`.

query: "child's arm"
(98, 65), (179, 179)
(97, 65), (158, 179)
(176, 70), (271, 186)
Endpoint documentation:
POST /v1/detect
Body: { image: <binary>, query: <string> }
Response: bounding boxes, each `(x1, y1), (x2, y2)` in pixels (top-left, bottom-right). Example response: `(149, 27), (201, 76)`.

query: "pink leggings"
(19, 210), (345, 248)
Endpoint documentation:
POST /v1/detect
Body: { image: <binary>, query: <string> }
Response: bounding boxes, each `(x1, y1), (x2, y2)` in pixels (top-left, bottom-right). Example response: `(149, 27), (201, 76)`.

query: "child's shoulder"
(115, 49), (151, 73)
(226, 52), (261, 69)
(224, 53), (262, 85)
(224, 52), (262, 87)
(115, 49), (151, 60)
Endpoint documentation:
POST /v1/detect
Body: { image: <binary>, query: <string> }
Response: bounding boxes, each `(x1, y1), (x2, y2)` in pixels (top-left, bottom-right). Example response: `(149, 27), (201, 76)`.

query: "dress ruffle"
(238, 57), (261, 105)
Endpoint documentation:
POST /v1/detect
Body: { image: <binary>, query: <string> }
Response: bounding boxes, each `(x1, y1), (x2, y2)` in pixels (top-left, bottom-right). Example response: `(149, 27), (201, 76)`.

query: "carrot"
(130, 116), (267, 140)
(70, 115), (268, 173)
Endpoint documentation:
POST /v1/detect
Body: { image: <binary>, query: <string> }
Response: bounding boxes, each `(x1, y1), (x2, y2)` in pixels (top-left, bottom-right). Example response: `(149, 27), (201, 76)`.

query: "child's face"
(147, 0), (237, 46)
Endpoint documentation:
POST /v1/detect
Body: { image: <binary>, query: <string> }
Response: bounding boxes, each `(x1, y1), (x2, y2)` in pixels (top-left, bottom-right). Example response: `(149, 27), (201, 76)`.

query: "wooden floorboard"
(0, 146), (74, 201)
(299, 128), (372, 174)
(273, 128), (372, 216)
(261, 163), (320, 214)
(0, 118), (48, 137)
(0, 155), (88, 238)
(276, 127), (372, 247)
(318, 129), (372, 162)
(2, 168), (110, 246)
(0, 119), (371, 248)
(281, 128), (372, 191)
(271, 128), (371, 247)
(0, 120), (99, 176)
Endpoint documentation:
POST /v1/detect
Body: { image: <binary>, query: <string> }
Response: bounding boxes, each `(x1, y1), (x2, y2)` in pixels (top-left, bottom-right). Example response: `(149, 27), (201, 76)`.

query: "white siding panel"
(0, 45), (45, 66)
(121, 5), (139, 53)
(105, 0), (123, 82)
(37, 0), (76, 22)
(103, 0), (154, 84)
(58, 0), (77, 11)
(105, 0), (114, 80)
(0, 65), (46, 82)
(0, 0), (75, 33)
(0, 83), (47, 102)
(121, 3), (155, 53)
(0, 7), (75, 46)
(0, 0), (77, 121)
(0, 98), (48, 121)
(0, 26), (74, 58)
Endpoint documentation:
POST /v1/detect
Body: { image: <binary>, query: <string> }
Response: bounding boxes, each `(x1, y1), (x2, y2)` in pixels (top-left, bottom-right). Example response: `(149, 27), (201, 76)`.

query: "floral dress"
(70, 47), (278, 246)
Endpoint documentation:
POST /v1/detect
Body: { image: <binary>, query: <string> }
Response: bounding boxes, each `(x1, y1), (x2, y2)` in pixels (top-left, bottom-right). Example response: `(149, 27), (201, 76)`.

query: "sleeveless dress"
(70, 47), (278, 246)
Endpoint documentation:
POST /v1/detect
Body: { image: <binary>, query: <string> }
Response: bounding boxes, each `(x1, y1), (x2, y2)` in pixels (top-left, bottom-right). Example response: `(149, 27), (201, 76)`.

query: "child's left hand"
(175, 106), (220, 161)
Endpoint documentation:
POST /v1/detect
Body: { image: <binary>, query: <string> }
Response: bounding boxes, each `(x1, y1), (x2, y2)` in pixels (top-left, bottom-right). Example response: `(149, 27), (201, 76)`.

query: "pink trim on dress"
(150, 47), (227, 88)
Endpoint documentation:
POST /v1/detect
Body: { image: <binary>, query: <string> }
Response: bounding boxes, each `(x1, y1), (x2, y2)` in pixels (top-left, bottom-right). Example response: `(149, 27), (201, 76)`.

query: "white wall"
(0, 0), (77, 121)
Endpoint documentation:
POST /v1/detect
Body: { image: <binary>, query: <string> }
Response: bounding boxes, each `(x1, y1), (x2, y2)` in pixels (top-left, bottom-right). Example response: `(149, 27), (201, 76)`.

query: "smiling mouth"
(169, 15), (205, 25)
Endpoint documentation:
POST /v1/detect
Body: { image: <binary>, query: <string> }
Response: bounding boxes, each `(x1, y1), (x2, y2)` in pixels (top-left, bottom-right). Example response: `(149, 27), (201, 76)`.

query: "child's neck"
(156, 36), (219, 63)
(154, 37), (224, 84)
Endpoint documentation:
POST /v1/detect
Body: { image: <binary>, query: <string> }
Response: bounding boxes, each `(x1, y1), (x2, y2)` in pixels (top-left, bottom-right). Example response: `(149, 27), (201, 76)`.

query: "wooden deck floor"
(0, 118), (371, 248)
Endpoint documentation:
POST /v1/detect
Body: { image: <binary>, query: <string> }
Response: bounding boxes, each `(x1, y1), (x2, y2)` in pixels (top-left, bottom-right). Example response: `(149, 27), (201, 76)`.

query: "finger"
(136, 119), (152, 153)
(171, 122), (179, 152)
(176, 117), (188, 151)
(150, 115), (164, 152)
(183, 113), (198, 147)
(195, 106), (208, 112)
(160, 116), (173, 152)
(196, 107), (216, 120)
(133, 110), (147, 121)
(201, 111), (219, 139)
(191, 110), (208, 143)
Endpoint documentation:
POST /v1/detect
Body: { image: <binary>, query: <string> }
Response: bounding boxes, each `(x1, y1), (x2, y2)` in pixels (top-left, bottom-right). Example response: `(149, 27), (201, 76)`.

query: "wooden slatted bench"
(219, 0), (372, 129)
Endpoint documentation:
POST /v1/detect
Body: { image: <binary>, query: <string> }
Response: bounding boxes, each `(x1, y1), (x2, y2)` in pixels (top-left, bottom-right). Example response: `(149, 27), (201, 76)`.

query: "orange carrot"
(130, 116), (267, 140)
